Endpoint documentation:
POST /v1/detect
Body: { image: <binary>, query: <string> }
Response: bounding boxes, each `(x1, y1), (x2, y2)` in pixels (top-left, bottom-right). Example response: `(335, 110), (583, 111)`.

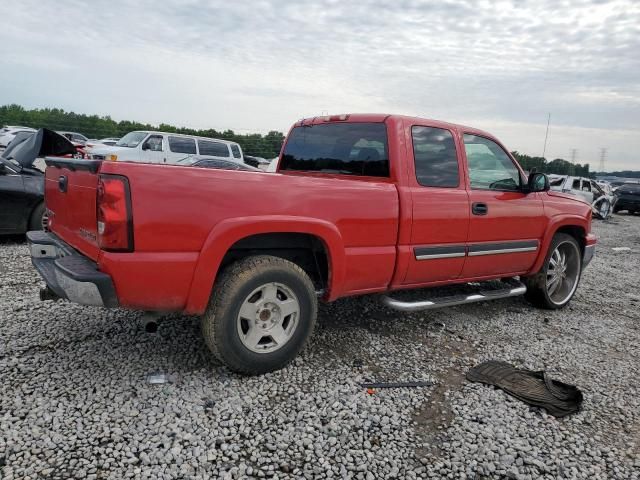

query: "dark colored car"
(244, 155), (271, 169)
(0, 128), (76, 234)
(614, 183), (640, 214)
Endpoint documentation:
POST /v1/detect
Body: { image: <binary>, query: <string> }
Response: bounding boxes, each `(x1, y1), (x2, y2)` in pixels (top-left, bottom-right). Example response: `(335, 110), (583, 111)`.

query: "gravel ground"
(1, 215), (639, 480)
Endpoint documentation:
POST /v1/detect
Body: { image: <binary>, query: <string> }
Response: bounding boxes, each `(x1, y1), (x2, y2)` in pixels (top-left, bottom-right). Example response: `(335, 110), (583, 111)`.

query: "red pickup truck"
(28, 114), (596, 374)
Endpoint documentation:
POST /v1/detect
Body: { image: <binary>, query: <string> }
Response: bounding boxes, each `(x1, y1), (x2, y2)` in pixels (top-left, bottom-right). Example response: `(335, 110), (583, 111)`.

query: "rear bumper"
(27, 230), (118, 308)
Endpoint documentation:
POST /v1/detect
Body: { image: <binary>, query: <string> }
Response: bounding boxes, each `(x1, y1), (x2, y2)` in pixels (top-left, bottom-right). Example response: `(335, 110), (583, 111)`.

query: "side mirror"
(141, 143), (150, 151)
(527, 172), (550, 193)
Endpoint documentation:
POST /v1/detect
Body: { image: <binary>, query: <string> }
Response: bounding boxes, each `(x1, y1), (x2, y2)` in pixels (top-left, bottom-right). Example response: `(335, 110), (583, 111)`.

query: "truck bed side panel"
(98, 162), (400, 311)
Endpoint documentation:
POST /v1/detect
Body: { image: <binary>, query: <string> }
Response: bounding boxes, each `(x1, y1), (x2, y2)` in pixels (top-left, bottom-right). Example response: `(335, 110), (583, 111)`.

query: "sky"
(1, 0), (639, 171)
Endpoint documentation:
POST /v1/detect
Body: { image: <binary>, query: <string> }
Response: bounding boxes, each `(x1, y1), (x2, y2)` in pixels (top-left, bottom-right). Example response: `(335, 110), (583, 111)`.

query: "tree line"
(0, 104), (285, 159)
(511, 151), (592, 177)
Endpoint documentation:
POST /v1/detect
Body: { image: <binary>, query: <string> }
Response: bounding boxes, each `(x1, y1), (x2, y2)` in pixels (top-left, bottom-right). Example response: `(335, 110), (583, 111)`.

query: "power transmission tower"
(570, 149), (577, 175)
(598, 148), (607, 173)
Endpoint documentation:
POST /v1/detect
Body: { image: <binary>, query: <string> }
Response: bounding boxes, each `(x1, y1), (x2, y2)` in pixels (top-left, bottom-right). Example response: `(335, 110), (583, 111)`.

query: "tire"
(202, 255), (317, 375)
(613, 206), (621, 214)
(523, 233), (582, 310)
(29, 202), (47, 231)
(596, 199), (610, 219)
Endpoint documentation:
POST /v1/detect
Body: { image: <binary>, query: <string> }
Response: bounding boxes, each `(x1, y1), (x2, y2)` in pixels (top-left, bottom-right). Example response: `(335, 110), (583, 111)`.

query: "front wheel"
(202, 255), (317, 375)
(523, 233), (582, 309)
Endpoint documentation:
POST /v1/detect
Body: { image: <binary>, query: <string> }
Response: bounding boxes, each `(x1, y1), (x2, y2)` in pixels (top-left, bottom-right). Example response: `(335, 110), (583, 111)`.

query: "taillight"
(97, 174), (133, 251)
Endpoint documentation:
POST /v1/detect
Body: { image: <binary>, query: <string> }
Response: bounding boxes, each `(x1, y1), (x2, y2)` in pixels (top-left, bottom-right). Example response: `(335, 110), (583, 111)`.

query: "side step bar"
(382, 280), (527, 312)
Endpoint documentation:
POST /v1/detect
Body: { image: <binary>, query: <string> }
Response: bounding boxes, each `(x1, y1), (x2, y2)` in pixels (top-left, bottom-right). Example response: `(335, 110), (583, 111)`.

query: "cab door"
(140, 134), (165, 163)
(402, 124), (470, 285)
(461, 133), (545, 278)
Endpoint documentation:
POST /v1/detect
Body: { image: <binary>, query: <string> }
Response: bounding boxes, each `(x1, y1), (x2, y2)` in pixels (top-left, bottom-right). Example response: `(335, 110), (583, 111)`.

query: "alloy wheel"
(546, 241), (580, 305)
(236, 282), (300, 353)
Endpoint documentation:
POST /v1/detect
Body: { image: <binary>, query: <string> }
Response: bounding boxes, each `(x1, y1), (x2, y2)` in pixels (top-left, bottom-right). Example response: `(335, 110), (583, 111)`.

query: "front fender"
(528, 214), (589, 274)
(184, 216), (346, 315)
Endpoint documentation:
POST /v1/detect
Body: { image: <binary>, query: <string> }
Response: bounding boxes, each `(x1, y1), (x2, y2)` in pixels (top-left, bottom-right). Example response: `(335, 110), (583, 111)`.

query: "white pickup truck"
(549, 175), (614, 219)
(88, 131), (245, 165)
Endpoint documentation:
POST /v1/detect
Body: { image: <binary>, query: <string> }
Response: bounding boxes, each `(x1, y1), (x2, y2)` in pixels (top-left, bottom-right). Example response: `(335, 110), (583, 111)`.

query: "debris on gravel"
(1, 215), (639, 479)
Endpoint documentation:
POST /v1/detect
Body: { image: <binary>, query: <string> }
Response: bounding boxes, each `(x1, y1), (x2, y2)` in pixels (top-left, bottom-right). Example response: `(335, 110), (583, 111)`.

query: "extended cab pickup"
(29, 114), (596, 374)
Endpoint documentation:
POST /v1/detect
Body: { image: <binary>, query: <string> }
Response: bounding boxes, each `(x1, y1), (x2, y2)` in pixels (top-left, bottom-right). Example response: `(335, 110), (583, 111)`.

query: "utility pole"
(542, 113), (551, 159)
(598, 148), (607, 173)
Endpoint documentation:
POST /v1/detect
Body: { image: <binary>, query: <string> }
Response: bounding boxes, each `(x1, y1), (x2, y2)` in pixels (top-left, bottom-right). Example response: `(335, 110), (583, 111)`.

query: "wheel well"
(555, 225), (586, 253)
(218, 233), (329, 291)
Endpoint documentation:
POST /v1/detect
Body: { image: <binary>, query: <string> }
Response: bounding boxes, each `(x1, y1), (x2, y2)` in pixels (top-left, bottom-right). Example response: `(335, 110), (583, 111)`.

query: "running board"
(382, 279), (527, 312)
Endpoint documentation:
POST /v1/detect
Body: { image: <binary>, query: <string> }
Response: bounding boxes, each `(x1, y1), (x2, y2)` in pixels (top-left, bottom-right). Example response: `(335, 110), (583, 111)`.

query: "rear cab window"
(280, 122), (389, 177)
(169, 136), (197, 154)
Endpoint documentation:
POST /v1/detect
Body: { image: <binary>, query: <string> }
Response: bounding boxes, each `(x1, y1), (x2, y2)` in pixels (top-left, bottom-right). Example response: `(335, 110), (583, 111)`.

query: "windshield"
(116, 131), (148, 148)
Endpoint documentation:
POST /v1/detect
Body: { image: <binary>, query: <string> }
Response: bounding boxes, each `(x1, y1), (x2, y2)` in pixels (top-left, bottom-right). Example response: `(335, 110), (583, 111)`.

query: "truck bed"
(44, 159), (400, 311)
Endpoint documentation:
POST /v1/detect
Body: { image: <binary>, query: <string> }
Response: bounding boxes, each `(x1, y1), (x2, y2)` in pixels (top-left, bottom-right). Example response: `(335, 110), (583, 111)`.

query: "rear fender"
(185, 216), (345, 315)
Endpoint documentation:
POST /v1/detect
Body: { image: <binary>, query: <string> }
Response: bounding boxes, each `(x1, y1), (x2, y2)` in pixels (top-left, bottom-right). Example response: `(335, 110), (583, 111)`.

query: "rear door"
(402, 123), (469, 285)
(461, 134), (545, 277)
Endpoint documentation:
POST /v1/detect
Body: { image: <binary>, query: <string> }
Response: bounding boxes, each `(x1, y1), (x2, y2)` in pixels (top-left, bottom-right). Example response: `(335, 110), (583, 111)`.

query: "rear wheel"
(523, 233), (582, 309)
(202, 255), (317, 375)
(29, 203), (47, 231)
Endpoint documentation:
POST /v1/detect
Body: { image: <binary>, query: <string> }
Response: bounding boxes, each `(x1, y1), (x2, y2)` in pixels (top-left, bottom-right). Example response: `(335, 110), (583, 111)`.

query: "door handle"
(472, 202), (488, 215)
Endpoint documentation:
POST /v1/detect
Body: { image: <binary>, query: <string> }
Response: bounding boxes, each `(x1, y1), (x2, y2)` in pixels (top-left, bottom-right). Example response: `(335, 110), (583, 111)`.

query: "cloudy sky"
(1, 0), (638, 170)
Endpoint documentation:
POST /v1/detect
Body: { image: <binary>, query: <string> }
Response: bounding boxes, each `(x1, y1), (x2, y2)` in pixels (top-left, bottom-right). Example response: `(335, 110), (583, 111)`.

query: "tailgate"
(44, 158), (102, 260)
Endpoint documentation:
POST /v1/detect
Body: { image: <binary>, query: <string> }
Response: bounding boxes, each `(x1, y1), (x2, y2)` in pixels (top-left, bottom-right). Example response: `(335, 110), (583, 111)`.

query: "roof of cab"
(296, 113), (495, 139)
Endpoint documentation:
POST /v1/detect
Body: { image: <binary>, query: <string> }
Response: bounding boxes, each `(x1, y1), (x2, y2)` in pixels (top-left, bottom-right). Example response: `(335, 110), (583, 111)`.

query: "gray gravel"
(1, 215), (640, 479)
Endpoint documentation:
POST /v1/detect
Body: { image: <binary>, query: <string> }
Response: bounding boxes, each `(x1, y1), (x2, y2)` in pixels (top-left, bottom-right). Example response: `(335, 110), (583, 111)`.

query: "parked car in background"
(177, 155), (261, 171)
(0, 126), (37, 147)
(31, 113), (596, 374)
(549, 175), (614, 219)
(266, 156), (279, 172)
(57, 131), (89, 145)
(0, 128), (76, 234)
(614, 183), (640, 214)
(98, 137), (120, 146)
(244, 155), (271, 169)
(87, 131), (244, 165)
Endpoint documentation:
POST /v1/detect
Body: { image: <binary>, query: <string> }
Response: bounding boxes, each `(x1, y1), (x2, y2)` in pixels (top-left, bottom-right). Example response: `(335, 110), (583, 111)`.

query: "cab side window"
(411, 126), (459, 187)
(463, 134), (520, 191)
(143, 135), (164, 152)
